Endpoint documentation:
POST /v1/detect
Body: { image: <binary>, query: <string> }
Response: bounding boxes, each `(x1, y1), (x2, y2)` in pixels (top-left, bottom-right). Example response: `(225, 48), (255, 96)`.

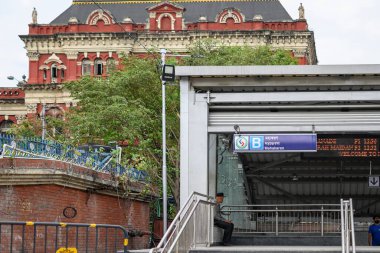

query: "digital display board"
(316, 137), (380, 157)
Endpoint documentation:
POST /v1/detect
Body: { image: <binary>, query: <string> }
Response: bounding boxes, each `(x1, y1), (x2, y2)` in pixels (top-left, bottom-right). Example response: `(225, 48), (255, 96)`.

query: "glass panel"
(82, 59), (91, 76)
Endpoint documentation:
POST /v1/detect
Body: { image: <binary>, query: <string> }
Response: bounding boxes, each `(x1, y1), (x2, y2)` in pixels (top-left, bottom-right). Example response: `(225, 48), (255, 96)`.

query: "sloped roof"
(50, 0), (293, 25)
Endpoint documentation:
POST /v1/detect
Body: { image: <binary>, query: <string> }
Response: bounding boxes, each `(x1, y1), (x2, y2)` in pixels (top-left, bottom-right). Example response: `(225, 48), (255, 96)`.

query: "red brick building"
(0, 0), (317, 130)
(0, 158), (152, 250)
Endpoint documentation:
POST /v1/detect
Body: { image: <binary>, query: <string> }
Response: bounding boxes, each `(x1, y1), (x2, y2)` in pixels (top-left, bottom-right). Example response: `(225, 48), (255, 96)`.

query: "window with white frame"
(82, 59), (91, 76)
(94, 59), (103, 76)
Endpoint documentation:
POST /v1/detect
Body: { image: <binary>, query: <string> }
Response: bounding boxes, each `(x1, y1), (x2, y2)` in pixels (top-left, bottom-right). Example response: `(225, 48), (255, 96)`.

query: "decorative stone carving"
(217, 9), (244, 24)
(26, 104), (37, 114)
(123, 17), (133, 23)
(45, 53), (63, 64)
(253, 15), (263, 21)
(68, 17), (79, 24)
(39, 65), (50, 70)
(27, 52), (40, 61)
(293, 49), (306, 57)
(15, 115), (27, 124)
(86, 9), (115, 25)
(199, 16), (207, 22)
(298, 3), (305, 20)
(32, 7), (38, 24)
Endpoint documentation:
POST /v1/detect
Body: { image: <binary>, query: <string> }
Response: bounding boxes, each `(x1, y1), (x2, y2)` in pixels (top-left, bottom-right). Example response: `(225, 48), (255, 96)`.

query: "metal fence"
(221, 203), (342, 236)
(150, 192), (215, 253)
(0, 221), (129, 253)
(0, 134), (148, 181)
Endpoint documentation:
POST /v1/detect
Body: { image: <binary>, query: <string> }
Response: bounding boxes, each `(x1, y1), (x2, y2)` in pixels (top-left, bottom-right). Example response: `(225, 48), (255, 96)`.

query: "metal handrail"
(341, 198), (356, 253)
(150, 192), (215, 253)
(222, 204), (341, 208)
(221, 209), (341, 212)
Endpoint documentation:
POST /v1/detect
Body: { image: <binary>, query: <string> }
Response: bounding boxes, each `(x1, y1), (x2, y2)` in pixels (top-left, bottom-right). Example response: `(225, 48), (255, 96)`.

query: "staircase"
(189, 246), (380, 253)
(148, 195), (362, 253)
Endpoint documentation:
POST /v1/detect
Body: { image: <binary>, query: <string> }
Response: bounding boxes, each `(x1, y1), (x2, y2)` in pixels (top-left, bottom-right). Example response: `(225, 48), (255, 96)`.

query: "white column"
(180, 77), (209, 207)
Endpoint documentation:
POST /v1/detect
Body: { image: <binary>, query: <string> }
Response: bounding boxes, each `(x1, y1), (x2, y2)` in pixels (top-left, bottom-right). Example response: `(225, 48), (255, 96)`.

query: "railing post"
(193, 205), (197, 248)
(207, 202), (211, 246)
(275, 206), (279, 236)
(350, 198), (356, 253)
(344, 200), (349, 253)
(340, 199), (345, 253)
(321, 206), (324, 237)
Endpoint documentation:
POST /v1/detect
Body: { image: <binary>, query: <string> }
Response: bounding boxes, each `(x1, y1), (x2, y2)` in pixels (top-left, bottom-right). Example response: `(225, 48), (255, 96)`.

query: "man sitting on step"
(214, 192), (234, 246)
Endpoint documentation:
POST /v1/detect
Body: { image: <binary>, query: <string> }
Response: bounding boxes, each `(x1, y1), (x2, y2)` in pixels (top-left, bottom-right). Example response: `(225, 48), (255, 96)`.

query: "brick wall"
(0, 158), (153, 250)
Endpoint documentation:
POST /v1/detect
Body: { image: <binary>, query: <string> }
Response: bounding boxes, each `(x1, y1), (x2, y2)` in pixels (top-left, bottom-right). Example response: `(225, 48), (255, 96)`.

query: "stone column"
(27, 52), (40, 84)
(66, 52), (79, 81)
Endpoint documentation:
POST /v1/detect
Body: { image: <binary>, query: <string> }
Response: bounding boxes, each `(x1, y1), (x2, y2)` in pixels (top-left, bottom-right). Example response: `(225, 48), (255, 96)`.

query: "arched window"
(51, 64), (58, 79)
(43, 70), (47, 80)
(61, 69), (65, 79)
(106, 58), (116, 73)
(82, 59), (91, 76)
(0, 120), (14, 133)
(94, 59), (103, 76)
(161, 16), (172, 31)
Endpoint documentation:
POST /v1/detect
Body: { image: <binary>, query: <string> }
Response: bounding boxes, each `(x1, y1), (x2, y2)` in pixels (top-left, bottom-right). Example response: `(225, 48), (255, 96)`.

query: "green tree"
(184, 40), (298, 66)
(13, 42), (298, 210)
(65, 56), (181, 205)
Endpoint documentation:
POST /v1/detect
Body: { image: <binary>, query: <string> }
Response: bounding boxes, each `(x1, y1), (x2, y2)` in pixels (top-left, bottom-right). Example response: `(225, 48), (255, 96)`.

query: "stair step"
(190, 246), (380, 253)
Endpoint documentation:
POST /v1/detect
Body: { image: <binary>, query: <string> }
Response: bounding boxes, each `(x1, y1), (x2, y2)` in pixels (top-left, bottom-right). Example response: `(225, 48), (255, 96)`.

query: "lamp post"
(160, 48), (168, 236)
(41, 103), (46, 140)
(7, 75), (27, 86)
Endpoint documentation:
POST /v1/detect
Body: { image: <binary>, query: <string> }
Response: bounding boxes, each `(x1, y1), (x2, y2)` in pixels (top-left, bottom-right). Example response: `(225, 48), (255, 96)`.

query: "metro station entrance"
(212, 133), (379, 244)
(216, 134), (380, 215)
(177, 65), (380, 248)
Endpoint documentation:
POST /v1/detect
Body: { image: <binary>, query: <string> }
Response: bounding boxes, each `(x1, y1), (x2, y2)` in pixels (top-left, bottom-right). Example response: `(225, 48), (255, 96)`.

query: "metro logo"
(250, 136), (264, 151)
(234, 136), (249, 150)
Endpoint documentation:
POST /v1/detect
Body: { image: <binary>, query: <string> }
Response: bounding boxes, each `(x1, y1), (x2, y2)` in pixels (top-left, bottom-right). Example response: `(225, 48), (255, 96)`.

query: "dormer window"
(216, 8), (245, 24)
(51, 64), (58, 79)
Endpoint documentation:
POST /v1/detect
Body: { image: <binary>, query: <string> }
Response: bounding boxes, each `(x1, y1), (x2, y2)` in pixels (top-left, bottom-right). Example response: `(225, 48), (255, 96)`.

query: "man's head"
(216, 192), (225, 204)
(373, 215), (380, 224)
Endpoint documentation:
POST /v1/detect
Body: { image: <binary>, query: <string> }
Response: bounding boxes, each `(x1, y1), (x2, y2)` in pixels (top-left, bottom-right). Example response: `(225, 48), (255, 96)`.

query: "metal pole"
(349, 199), (356, 253)
(321, 206), (324, 237)
(275, 206), (279, 236)
(344, 201), (349, 253)
(41, 103), (46, 140)
(340, 199), (345, 253)
(161, 48), (168, 236)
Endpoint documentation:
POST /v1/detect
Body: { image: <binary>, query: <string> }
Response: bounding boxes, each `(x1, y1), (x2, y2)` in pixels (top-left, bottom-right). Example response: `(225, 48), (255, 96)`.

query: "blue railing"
(0, 134), (147, 182)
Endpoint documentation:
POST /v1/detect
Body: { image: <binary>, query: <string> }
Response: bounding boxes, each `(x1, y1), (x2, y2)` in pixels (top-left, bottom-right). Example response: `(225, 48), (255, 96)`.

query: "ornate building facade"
(0, 0), (317, 131)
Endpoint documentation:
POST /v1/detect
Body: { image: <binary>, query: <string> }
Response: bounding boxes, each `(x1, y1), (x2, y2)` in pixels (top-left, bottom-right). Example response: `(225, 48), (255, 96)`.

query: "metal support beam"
(245, 154), (300, 174)
(197, 91), (380, 104)
(251, 176), (312, 204)
(355, 198), (380, 213)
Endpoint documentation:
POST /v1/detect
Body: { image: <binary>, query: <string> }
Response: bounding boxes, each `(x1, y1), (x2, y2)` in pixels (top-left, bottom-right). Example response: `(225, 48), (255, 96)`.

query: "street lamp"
(160, 49), (168, 236)
(7, 75), (27, 86)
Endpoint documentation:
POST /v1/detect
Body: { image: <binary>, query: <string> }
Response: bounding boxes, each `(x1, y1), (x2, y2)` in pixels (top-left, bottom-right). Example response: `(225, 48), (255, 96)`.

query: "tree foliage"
(12, 42), (298, 210)
(184, 40), (298, 66)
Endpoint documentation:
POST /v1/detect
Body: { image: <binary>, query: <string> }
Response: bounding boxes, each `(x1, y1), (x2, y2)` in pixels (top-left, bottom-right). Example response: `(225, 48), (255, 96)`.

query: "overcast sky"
(0, 0), (379, 87)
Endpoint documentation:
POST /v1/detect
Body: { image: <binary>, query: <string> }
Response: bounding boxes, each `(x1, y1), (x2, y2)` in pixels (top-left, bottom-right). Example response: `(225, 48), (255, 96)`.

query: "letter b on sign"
(250, 136), (264, 151)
